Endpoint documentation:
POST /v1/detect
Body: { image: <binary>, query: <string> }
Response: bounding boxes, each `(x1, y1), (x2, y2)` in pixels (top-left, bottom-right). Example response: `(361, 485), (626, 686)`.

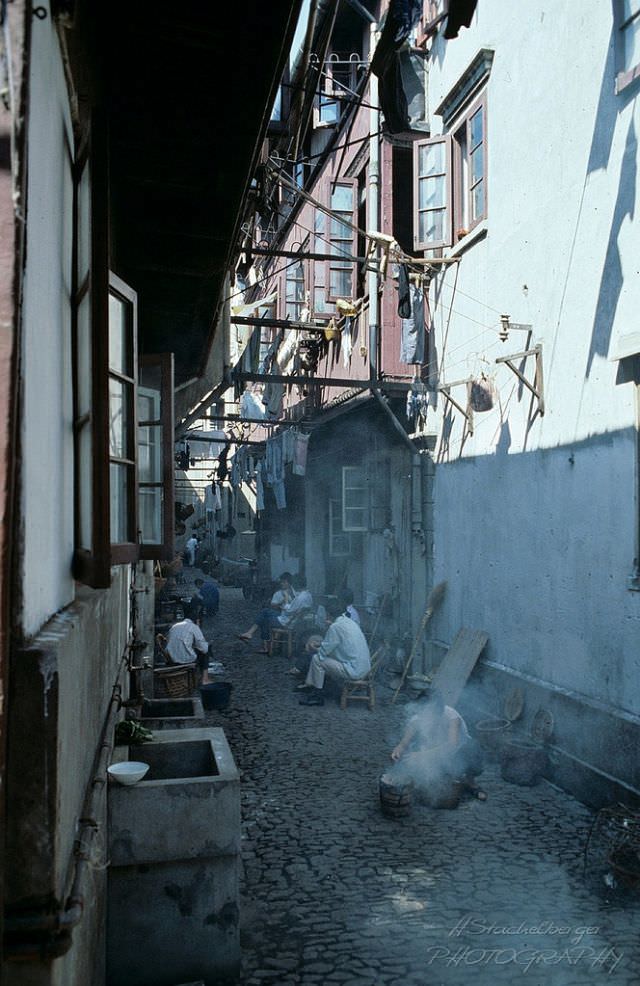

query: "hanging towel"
(342, 315), (354, 367)
(282, 428), (296, 465)
(292, 432), (310, 476)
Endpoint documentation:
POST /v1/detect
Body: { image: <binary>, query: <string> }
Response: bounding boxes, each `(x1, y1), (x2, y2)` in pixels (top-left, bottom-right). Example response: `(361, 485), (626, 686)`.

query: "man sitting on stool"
(297, 597), (371, 706)
(162, 602), (211, 685)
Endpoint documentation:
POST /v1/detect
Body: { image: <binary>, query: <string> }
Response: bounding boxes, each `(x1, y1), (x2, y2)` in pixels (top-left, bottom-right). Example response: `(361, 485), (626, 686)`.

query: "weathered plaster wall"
(4, 565), (136, 986)
(424, 0), (640, 798)
(20, 8), (75, 637)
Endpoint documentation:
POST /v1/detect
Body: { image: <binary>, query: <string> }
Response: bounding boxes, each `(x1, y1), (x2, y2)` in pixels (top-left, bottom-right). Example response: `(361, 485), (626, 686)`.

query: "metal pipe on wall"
(367, 19), (380, 382)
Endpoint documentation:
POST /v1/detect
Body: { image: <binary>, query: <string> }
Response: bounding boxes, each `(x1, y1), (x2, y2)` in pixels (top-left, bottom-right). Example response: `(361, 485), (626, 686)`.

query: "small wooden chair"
(340, 646), (385, 711)
(269, 610), (313, 659)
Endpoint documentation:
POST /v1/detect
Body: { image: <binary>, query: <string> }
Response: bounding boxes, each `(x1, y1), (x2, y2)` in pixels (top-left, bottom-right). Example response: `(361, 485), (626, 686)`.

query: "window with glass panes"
(414, 137), (451, 249)
(414, 93), (487, 250)
(328, 181), (356, 301)
(284, 259), (306, 320)
(108, 276), (138, 551)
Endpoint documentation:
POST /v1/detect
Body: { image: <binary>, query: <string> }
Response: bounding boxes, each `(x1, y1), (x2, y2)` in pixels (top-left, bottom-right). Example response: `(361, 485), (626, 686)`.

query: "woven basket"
(153, 666), (196, 699)
(474, 717), (511, 756)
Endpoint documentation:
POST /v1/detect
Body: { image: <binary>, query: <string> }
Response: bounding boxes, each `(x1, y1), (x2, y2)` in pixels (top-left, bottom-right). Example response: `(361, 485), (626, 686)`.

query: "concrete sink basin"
(107, 727), (240, 986)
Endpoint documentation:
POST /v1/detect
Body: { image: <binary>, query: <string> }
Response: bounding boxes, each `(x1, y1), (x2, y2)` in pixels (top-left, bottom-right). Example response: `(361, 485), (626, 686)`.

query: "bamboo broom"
(391, 581), (447, 704)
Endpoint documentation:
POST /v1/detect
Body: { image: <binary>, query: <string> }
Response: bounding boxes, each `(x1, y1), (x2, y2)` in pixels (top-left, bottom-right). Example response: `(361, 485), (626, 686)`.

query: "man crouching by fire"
(386, 688), (487, 807)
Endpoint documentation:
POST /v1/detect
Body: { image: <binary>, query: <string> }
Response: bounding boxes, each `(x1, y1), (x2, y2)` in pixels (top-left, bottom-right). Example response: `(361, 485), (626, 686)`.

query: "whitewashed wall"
(424, 1), (640, 720)
(21, 9), (75, 636)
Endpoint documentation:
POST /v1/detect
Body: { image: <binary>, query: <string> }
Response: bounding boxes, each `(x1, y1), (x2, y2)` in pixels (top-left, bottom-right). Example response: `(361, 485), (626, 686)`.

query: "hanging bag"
(469, 372), (497, 412)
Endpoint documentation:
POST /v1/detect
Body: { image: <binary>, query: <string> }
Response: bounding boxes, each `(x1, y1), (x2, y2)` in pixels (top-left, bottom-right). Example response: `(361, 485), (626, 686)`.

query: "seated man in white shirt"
(239, 573), (313, 654)
(238, 571), (295, 654)
(278, 575), (313, 629)
(297, 597), (371, 706)
(162, 602), (211, 684)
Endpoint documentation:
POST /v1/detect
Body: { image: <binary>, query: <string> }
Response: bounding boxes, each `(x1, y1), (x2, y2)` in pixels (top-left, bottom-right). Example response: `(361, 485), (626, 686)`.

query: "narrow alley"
(197, 585), (640, 986)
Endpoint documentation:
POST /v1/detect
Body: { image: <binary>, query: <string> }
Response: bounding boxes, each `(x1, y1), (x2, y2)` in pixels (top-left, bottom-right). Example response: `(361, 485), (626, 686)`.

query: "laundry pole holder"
(495, 343), (544, 416)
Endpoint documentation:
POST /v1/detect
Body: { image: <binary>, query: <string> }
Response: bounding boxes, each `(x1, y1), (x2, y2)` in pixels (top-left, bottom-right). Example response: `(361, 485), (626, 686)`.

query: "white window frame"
(342, 465), (369, 532)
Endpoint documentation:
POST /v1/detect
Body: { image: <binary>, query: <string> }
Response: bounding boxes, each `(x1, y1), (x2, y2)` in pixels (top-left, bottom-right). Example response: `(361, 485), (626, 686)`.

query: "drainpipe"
(368, 19), (380, 383)
(3, 663), (127, 960)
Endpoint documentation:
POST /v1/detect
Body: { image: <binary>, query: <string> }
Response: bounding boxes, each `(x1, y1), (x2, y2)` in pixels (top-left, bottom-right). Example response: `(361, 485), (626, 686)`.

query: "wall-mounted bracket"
(438, 377), (474, 435)
(499, 314), (533, 342)
(495, 344), (544, 415)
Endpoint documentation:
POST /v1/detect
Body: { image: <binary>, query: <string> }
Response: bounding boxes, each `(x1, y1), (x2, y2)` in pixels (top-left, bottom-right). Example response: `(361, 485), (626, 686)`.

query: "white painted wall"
(425, 1), (640, 714)
(21, 10), (75, 635)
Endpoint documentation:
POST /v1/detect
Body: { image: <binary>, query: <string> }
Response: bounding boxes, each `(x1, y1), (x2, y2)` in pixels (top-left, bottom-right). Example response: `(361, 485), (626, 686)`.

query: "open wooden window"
(283, 256), (307, 321)
(327, 178), (357, 302)
(138, 354), (175, 560)
(413, 135), (453, 250)
(72, 116), (111, 587)
(72, 115), (175, 583)
(452, 94), (487, 235)
(108, 273), (139, 563)
(311, 202), (330, 318)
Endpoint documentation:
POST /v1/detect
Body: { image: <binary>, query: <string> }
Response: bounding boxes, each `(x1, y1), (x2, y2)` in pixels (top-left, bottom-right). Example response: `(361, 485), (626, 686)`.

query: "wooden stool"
(339, 646), (385, 712)
(269, 626), (294, 659)
(340, 676), (376, 711)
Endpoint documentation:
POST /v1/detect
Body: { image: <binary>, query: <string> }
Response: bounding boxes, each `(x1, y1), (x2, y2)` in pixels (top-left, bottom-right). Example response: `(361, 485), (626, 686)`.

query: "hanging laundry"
(396, 264), (411, 318)
(265, 434), (284, 486)
(256, 461), (265, 512)
(229, 451), (241, 489)
(216, 443), (230, 481)
(400, 279), (425, 363)
(370, 0), (426, 136)
(272, 479), (287, 510)
(406, 380), (429, 425)
(282, 428), (295, 466)
(292, 432), (310, 476)
(264, 380), (285, 418)
(342, 316), (354, 367)
(240, 389), (266, 420)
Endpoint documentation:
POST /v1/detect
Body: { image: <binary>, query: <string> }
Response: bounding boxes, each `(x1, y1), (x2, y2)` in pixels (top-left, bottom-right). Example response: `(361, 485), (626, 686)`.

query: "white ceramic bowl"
(107, 761), (150, 785)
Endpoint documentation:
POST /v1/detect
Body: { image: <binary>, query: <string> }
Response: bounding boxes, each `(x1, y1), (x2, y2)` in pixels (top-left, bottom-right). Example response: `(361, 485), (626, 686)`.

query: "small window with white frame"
(342, 465), (368, 532)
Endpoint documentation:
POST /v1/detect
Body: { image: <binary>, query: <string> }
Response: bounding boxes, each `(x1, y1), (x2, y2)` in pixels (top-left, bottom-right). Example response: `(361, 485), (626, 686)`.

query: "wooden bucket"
(379, 775), (413, 818)
(500, 740), (549, 786)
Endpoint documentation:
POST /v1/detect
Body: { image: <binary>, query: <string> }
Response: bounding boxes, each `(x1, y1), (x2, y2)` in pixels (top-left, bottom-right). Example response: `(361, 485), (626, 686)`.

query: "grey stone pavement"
(189, 579), (640, 986)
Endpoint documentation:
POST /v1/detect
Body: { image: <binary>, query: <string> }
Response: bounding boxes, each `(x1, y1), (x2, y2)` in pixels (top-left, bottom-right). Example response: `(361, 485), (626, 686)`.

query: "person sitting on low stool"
(297, 597), (371, 706)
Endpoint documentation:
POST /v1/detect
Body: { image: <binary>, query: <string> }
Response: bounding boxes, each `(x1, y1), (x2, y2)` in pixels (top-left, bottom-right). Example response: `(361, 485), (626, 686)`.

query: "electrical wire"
(276, 127), (386, 167)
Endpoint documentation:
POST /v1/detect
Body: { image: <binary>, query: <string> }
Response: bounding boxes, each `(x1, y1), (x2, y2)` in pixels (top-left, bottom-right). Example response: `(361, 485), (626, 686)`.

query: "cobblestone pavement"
(188, 579), (640, 986)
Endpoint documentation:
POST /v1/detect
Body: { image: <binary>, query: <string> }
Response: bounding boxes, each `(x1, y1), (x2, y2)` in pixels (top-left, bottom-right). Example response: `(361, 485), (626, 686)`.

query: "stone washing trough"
(138, 695), (203, 729)
(107, 727), (240, 986)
